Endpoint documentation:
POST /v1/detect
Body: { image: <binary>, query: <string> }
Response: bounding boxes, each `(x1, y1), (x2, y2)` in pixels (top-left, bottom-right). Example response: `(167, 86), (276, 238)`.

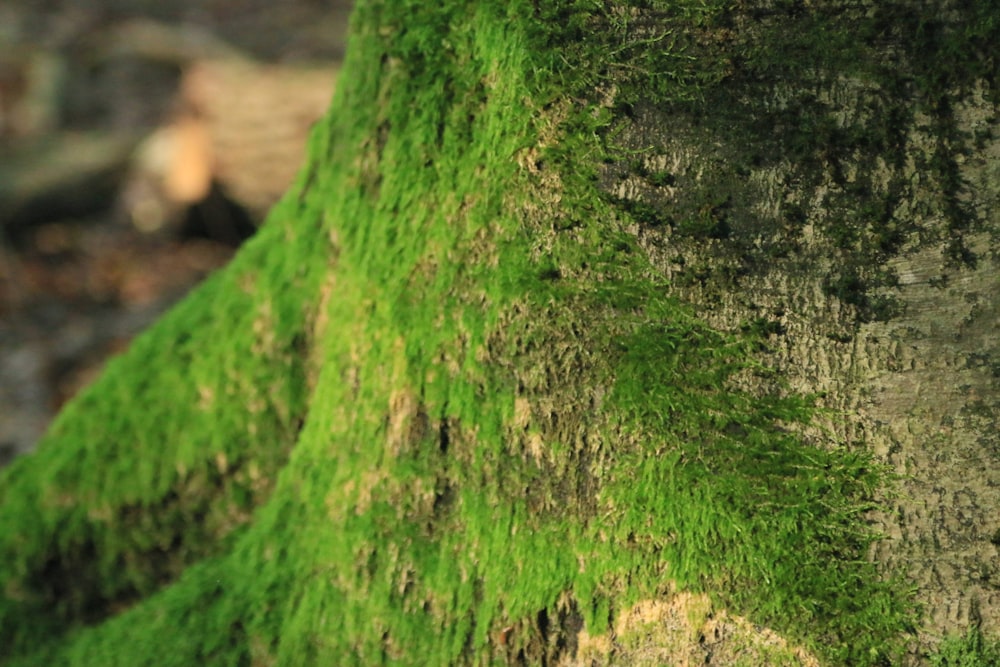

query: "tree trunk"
(2, 2), (998, 665)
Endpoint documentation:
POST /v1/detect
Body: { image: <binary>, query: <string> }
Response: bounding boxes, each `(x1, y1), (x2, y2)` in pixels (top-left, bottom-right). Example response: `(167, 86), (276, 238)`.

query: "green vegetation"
(13, 0), (1000, 664)
(0, 187), (327, 655)
(931, 628), (1000, 667)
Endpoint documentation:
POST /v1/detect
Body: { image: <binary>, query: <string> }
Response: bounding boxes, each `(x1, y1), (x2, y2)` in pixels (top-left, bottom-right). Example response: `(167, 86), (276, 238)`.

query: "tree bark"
(1, 2), (999, 665)
(607, 0), (1000, 652)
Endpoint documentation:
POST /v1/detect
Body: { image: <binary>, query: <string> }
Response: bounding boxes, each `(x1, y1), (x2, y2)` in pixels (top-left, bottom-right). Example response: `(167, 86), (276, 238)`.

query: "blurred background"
(0, 0), (353, 466)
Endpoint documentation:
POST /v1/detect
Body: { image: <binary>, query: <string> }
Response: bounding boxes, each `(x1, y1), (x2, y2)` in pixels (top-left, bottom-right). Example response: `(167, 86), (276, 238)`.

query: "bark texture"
(599, 2), (1000, 651)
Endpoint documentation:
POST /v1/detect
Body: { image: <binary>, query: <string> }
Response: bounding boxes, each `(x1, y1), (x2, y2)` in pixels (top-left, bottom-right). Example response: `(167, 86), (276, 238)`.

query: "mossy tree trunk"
(2, 2), (999, 665)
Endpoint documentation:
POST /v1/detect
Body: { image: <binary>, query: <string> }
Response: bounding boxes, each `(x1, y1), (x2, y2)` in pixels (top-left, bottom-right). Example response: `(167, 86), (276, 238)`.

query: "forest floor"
(0, 0), (351, 465)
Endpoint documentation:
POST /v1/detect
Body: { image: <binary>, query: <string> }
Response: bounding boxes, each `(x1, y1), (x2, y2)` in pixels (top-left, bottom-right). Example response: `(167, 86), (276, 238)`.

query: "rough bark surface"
(600, 1), (1000, 653)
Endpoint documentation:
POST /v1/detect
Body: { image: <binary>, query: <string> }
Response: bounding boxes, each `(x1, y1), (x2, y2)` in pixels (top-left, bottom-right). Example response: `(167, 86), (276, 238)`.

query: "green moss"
(931, 627), (1000, 667)
(0, 1), (951, 665)
(0, 191), (327, 656)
